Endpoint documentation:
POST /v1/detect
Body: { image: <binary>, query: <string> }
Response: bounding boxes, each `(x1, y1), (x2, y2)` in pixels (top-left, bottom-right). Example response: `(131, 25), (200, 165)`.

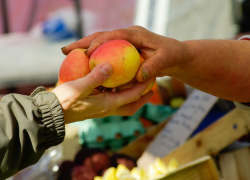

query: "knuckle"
(90, 32), (105, 46)
(109, 30), (121, 37)
(128, 25), (146, 34)
(94, 31), (103, 37)
(134, 95), (141, 101)
(129, 88), (142, 101)
(90, 40), (100, 47)
(145, 61), (157, 77)
(109, 29), (129, 40)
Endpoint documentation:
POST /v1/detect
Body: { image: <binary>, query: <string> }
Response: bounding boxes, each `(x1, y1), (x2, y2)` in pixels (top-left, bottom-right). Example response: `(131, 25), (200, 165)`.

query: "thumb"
(136, 56), (157, 82)
(136, 54), (167, 82)
(78, 62), (113, 93)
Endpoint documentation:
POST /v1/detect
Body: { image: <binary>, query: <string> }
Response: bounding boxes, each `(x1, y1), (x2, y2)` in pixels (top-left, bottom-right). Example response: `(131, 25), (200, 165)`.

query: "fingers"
(84, 26), (147, 57)
(61, 31), (107, 55)
(75, 62), (113, 96)
(135, 54), (165, 82)
(106, 78), (153, 109)
(84, 29), (132, 56)
(114, 90), (154, 116)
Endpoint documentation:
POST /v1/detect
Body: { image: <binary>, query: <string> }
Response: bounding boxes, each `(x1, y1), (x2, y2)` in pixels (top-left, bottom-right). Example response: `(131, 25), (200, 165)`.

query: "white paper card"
(138, 89), (218, 167)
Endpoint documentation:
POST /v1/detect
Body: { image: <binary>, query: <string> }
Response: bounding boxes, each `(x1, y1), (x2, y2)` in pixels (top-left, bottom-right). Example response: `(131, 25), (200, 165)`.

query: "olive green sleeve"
(0, 87), (65, 179)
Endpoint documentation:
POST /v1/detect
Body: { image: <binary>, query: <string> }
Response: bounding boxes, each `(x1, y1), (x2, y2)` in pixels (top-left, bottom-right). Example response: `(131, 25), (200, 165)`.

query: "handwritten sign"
(138, 90), (218, 167)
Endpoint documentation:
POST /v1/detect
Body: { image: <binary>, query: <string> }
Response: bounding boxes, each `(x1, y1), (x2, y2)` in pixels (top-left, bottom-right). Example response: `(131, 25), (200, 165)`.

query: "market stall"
(2, 0), (250, 180)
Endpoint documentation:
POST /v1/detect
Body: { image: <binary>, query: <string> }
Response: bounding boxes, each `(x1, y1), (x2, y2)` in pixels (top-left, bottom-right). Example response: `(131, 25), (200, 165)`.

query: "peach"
(58, 48), (90, 85)
(89, 40), (141, 88)
(117, 54), (156, 95)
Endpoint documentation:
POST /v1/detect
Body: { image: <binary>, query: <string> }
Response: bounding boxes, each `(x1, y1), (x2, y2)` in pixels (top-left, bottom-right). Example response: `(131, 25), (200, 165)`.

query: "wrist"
(181, 40), (196, 64)
(31, 87), (65, 148)
(167, 40), (194, 76)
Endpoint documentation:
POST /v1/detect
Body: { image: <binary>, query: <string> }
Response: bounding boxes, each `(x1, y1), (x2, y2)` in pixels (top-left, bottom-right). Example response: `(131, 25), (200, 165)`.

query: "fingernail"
(100, 64), (112, 76)
(84, 49), (88, 56)
(61, 46), (67, 54)
(141, 68), (149, 80)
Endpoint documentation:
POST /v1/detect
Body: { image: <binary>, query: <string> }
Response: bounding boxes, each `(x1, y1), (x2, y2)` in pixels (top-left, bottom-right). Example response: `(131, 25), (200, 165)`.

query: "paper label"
(138, 90), (218, 167)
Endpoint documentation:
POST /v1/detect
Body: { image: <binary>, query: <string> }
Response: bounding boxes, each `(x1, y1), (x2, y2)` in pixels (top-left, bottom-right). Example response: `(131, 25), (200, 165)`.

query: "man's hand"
(61, 26), (250, 103)
(61, 26), (191, 83)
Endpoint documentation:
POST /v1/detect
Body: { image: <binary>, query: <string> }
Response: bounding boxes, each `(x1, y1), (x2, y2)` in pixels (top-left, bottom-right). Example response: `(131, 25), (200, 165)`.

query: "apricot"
(89, 40), (141, 88)
(58, 48), (90, 85)
(117, 54), (156, 95)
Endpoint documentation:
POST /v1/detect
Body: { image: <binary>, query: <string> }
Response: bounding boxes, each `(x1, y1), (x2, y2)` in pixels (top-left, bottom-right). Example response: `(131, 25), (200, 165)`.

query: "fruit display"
(94, 158), (179, 180)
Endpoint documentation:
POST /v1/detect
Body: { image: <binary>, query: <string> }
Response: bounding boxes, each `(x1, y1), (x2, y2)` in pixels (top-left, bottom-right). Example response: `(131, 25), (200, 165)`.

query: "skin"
(52, 62), (154, 124)
(62, 26), (250, 103)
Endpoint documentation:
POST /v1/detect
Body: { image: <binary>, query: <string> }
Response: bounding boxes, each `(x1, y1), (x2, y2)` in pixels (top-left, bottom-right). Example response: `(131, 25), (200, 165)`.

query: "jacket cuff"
(31, 87), (65, 149)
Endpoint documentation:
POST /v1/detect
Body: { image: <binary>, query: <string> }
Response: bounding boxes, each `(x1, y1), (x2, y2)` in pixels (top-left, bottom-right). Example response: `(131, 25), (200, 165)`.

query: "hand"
(61, 26), (191, 82)
(61, 27), (250, 103)
(52, 62), (154, 124)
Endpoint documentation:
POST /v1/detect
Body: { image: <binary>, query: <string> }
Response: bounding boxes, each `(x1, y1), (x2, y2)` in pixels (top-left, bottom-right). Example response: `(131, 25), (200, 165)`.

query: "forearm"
(170, 39), (250, 102)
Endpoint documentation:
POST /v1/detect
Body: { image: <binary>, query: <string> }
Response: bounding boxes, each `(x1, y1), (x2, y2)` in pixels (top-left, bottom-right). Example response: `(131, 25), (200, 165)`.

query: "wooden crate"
(120, 108), (250, 179)
(158, 156), (219, 180)
(162, 108), (250, 166)
(219, 147), (250, 180)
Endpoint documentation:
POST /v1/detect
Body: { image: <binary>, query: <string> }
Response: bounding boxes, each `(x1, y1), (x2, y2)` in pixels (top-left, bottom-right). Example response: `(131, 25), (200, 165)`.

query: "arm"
(0, 90), (64, 179)
(62, 26), (250, 103)
(175, 38), (250, 103)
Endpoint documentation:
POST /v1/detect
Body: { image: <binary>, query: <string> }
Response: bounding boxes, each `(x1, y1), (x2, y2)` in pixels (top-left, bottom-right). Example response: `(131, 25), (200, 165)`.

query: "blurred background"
(2, 0), (250, 180)
(0, 0), (249, 96)
(0, 0), (136, 95)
